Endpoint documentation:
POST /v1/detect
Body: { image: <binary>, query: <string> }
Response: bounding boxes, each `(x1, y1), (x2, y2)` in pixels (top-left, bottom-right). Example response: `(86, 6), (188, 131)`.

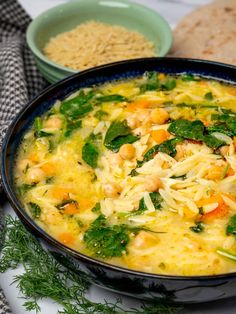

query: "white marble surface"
(4, 0), (236, 313)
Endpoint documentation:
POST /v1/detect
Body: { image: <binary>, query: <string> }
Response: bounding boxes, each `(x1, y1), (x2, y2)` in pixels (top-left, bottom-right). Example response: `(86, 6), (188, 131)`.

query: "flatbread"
(169, 0), (236, 65)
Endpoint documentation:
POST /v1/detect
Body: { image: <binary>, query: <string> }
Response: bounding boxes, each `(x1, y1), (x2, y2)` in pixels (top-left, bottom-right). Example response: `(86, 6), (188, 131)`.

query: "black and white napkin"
(0, 0), (46, 312)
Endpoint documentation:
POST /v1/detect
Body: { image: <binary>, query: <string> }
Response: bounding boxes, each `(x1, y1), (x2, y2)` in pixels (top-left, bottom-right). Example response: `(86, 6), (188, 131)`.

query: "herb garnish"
(82, 132), (102, 168)
(18, 183), (37, 196)
(226, 215), (236, 235)
(28, 202), (41, 219)
(189, 222), (204, 233)
(0, 216), (183, 314)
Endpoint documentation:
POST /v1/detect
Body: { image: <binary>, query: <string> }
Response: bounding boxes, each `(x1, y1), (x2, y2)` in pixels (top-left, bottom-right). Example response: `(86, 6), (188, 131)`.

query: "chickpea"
(219, 145), (229, 156)
(126, 117), (140, 129)
(119, 144), (136, 160)
(145, 176), (162, 192)
(26, 167), (45, 183)
(103, 182), (122, 198)
(44, 116), (62, 129)
(150, 108), (169, 125)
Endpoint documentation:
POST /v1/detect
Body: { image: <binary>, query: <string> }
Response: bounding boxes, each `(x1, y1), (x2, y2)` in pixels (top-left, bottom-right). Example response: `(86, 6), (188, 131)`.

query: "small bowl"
(26, 0), (172, 83)
(3, 58), (236, 304)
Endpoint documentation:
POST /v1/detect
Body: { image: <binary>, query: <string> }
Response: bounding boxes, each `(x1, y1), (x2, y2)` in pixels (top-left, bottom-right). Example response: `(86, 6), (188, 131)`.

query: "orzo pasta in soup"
(15, 72), (236, 276)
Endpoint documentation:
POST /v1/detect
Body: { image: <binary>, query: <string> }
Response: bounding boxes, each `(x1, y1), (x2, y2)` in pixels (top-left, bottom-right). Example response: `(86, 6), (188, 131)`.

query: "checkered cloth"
(0, 0), (46, 312)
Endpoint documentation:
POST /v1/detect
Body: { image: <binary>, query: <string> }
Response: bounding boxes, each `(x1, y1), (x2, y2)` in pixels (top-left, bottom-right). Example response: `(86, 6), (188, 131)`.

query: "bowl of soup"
(2, 58), (236, 303)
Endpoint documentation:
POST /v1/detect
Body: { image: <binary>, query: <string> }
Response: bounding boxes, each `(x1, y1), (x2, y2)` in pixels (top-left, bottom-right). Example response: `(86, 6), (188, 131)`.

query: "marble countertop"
(3, 0), (236, 313)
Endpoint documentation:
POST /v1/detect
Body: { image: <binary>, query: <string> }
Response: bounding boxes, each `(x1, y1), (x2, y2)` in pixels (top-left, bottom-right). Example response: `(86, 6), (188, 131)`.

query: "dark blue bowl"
(2, 58), (236, 304)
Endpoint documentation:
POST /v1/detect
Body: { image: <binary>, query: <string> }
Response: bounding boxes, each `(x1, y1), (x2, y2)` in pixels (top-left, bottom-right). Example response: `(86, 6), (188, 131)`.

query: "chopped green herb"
(34, 130), (53, 138)
(18, 183), (37, 196)
(226, 215), (236, 236)
(28, 202), (41, 219)
(104, 120), (139, 152)
(84, 215), (130, 258)
(91, 202), (101, 213)
(217, 248), (236, 261)
(190, 222), (204, 233)
(204, 92), (213, 101)
(45, 177), (54, 184)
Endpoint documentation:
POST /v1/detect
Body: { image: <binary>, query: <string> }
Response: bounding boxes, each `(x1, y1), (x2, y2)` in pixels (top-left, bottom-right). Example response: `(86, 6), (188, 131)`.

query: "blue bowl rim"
(2, 56), (236, 282)
(26, 0), (173, 73)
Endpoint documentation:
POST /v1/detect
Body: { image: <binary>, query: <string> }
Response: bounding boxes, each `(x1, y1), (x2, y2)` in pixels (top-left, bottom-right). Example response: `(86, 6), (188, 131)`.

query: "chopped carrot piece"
(63, 202), (79, 215)
(79, 199), (94, 211)
(201, 204), (229, 222)
(28, 153), (39, 163)
(227, 167), (235, 177)
(51, 187), (72, 200)
(58, 232), (75, 245)
(40, 163), (56, 176)
(127, 100), (156, 111)
(205, 166), (225, 181)
(151, 129), (170, 144)
(197, 195), (224, 208)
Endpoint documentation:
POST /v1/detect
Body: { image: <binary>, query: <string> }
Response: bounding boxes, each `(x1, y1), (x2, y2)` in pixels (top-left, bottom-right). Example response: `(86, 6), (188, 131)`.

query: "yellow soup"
(15, 72), (236, 276)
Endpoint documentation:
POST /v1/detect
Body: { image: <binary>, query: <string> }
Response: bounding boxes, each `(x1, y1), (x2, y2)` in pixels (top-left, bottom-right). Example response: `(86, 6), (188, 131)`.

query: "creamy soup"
(15, 72), (236, 276)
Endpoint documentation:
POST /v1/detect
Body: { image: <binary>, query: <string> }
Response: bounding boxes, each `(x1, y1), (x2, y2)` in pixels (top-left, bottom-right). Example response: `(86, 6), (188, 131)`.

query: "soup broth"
(15, 72), (236, 276)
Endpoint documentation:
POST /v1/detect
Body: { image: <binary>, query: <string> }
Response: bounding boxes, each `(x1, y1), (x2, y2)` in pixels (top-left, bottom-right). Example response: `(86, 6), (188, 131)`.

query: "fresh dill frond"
(0, 216), (183, 314)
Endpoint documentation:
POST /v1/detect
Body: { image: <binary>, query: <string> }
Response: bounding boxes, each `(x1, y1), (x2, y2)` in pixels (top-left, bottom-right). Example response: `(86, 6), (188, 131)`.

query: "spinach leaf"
(204, 92), (213, 101)
(130, 137), (183, 174)
(33, 117), (52, 138)
(140, 71), (160, 92)
(203, 134), (226, 149)
(104, 120), (139, 152)
(83, 214), (130, 258)
(190, 222), (204, 233)
(162, 79), (176, 91)
(64, 119), (82, 137)
(91, 202), (101, 213)
(18, 183), (37, 196)
(210, 114), (236, 137)
(226, 215), (236, 236)
(28, 202), (41, 219)
(207, 124), (234, 137)
(168, 119), (205, 141)
(133, 192), (163, 215)
(168, 119), (226, 149)
(60, 90), (94, 119)
(143, 137), (183, 164)
(94, 110), (108, 120)
(96, 94), (128, 103)
(82, 142), (99, 168)
(82, 132), (102, 168)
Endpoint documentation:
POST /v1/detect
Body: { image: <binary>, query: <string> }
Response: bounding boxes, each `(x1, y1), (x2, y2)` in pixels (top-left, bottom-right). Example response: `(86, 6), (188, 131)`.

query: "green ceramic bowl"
(26, 0), (173, 83)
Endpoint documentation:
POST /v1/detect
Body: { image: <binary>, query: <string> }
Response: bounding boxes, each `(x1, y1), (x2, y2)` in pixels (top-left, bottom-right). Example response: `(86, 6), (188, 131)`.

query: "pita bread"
(169, 0), (236, 65)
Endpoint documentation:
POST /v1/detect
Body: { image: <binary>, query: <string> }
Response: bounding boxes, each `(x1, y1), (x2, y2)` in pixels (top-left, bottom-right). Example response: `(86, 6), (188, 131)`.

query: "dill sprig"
(0, 216), (183, 314)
